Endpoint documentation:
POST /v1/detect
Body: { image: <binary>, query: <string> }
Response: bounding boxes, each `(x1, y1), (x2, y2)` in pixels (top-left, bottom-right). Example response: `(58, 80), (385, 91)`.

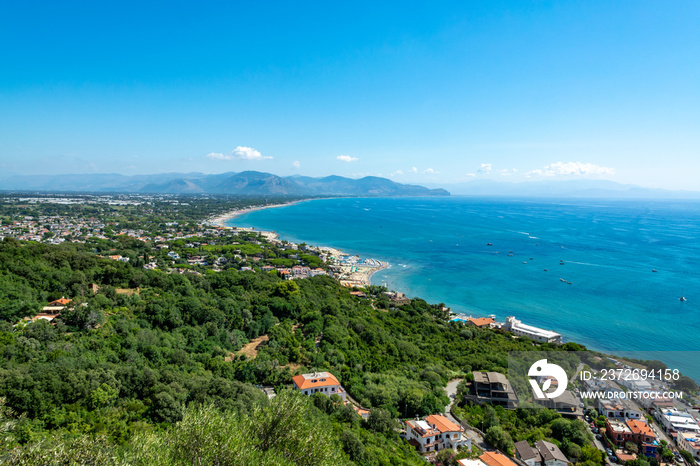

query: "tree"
(581, 444), (604, 464)
(435, 448), (459, 466)
(365, 409), (395, 433)
(340, 430), (366, 463)
(679, 450), (696, 465)
(485, 426), (514, 454)
(626, 442), (639, 454)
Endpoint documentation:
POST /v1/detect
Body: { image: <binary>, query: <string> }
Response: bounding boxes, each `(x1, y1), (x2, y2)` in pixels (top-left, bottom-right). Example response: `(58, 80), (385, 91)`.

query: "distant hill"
(0, 171), (450, 197)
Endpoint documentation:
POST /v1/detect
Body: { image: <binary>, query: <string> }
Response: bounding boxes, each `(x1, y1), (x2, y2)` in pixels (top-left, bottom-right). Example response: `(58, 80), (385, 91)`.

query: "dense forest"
(0, 233), (560, 464)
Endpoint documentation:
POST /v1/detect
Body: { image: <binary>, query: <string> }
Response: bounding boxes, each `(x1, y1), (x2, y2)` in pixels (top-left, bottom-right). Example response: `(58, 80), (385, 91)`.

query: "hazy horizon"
(2, 2), (699, 190)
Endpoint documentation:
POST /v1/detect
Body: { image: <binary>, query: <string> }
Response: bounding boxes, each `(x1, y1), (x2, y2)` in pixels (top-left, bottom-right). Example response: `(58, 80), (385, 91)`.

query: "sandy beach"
(208, 200), (304, 228)
(208, 198), (389, 288)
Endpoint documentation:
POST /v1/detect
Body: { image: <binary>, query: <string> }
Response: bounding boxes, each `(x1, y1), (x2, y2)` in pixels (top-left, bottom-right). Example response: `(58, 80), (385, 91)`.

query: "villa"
(291, 372), (346, 401)
(405, 414), (470, 453)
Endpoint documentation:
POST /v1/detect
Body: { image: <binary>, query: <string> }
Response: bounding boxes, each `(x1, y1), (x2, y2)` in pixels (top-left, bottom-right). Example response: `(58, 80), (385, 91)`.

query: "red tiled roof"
(627, 420), (654, 437)
(48, 298), (72, 306)
(468, 317), (495, 327)
(480, 452), (517, 466)
(292, 372), (341, 390)
(425, 414), (462, 433)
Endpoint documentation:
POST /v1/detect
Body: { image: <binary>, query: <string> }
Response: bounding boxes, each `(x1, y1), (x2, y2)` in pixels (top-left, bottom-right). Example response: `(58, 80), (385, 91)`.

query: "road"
(444, 378), (491, 451)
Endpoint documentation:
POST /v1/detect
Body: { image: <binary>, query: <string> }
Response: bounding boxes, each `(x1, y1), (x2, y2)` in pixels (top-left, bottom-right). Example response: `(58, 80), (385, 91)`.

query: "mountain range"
(0, 171), (450, 197)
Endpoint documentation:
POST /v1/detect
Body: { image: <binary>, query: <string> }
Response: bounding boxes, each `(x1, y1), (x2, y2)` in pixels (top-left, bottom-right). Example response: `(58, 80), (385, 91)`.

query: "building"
(598, 399), (642, 420)
(535, 440), (570, 466)
(479, 451), (518, 466)
(384, 291), (411, 306)
(655, 409), (700, 435)
(607, 419), (634, 448)
(515, 440), (542, 466)
(534, 389), (582, 418)
(677, 432), (700, 461)
(405, 414), (470, 454)
(458, 460), (488, 466)
(504, 316), (561, 344)
(291, 372), (346, 401)
(466, 316), (496, 328)
(472, 371), (518, 409)
(626, 419), (658, 457)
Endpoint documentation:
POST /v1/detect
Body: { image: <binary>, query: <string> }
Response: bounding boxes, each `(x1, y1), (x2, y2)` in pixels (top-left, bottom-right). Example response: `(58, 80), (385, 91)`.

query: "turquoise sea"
(229, 197), (700, 381)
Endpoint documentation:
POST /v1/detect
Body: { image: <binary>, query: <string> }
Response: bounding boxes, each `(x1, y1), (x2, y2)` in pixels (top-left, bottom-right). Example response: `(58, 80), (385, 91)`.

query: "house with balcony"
(405, 414), (470, 454)
(627, 419), (658, 458)
(472, 371), (518, 409)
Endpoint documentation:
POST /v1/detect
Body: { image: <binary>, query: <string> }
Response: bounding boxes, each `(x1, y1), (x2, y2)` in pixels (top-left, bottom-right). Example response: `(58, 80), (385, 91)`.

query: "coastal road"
(444, 378), (491, 451)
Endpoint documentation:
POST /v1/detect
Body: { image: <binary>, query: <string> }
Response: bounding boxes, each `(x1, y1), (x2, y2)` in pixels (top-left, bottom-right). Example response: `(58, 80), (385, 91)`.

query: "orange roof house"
(627, 419), (654, 438)
(292, 372), (346, 400)
(467, 317), (495, 328)
(48, 297), (72, 306)
(404, 414), (469, 454)
(480, 451), (518, 466)
(424, 414), (462, 434)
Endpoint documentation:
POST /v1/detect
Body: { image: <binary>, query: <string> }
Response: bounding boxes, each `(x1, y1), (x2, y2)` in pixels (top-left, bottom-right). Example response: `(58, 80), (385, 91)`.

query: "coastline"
(213, 197), (390, 288)
(208, 199), (306, 228)
(204, 196), (700, 384)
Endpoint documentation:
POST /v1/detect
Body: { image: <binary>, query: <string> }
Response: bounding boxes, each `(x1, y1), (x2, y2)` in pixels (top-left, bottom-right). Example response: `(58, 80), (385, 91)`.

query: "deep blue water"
(230, 197), (700, 380)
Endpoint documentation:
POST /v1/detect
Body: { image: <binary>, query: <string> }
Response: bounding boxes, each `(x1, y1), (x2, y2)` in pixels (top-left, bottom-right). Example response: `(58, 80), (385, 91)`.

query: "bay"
(229, 196), (700, 380)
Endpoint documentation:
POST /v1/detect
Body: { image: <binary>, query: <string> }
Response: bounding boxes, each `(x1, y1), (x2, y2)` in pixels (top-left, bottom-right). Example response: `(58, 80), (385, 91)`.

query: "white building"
(405, 414), (470, 454)
(504, 316), (562, 344)
(655, 409), (700, 434)
(598, 399), (643, 420)
(677, 432), (700, 461)
(291, 372), (346, 401)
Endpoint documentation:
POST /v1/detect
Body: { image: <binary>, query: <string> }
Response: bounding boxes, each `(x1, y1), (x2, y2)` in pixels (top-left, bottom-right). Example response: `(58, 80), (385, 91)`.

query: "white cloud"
(408, 166), (418, 173)
(207, 146), (272, 161)
(500, 168), (518, 176)
(292, 160), (301, 168)
(423, 168), (438, 174)
(525, 161), (615, 178)
(390, 169), (404, 177)
(477, 163), (492, 174)
(232, 146), (271, 160)
(466, 173), (476, 177)
(337, 155), (359, 162)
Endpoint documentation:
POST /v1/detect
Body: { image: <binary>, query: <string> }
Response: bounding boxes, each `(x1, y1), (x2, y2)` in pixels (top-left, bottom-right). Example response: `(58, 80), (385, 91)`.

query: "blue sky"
(1, 1), (699, 190)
